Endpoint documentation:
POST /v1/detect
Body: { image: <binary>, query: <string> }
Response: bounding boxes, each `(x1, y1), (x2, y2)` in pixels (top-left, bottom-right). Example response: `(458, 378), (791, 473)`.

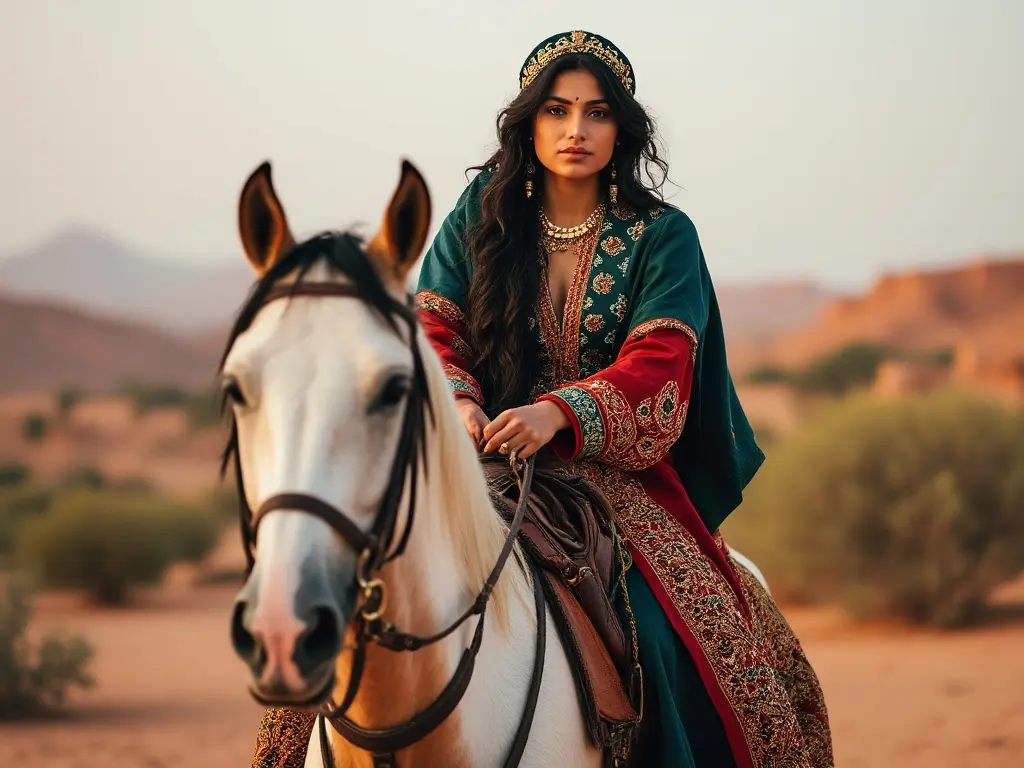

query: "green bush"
(184, 388), (225, 432)
(55, 389), (82, 418)
(0, 485), (54, 559)
(746, 365), (790, 385)
(790, 342), (898, 396)
(157, 502), (222, 563)
(119, 382), (190, 414)
(0, 573), (94, 719)
(0, 463), (31, 489)
(17, 492), (167, 604)
(14, 488), (223, 604)
(725, 389), (1024, 627)
(22, 413), (48, 443)
(58, 466), (106, 491)
(208, 484), (242, 523)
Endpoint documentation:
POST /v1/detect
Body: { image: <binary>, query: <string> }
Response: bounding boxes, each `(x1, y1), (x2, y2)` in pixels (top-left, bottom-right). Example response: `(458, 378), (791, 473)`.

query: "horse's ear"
(369, 160), (432, 285)
(238, 161), (296, 275)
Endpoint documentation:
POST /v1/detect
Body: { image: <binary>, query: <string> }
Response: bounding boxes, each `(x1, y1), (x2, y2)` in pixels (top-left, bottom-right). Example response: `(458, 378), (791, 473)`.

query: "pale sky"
(2, 0), (1022, 288)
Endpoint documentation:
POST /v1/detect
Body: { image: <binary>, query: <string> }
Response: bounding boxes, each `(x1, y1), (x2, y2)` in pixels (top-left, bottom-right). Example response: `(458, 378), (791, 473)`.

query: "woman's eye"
(589, 109), (608, 119)
(547, 106), (566, 117)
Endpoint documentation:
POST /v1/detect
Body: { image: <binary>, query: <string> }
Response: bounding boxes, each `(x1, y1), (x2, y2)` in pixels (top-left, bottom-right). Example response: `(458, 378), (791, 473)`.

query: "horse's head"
(224, 159), (432, 705)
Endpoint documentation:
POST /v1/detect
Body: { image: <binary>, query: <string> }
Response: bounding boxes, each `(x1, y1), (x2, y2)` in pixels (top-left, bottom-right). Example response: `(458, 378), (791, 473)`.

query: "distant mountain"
(766, 255), (1024, 367)
(716, 281), (839, 338)
(0, 228), (253, 332)
(0, 290), (220, 393)
(3, 228), (842, 342)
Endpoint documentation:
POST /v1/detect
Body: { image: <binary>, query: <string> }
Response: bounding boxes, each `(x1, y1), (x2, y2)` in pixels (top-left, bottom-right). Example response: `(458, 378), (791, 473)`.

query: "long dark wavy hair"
(465, 54), (672, 413)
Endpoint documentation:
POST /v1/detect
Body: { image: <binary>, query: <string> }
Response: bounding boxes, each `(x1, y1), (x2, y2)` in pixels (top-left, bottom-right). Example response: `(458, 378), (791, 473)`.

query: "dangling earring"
(525, 159), (535, 199)
(609, 164), (618, 205)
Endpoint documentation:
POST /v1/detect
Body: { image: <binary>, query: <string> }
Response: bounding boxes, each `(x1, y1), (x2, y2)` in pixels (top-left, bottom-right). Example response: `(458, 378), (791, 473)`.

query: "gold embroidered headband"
(519, 30), (635, 95)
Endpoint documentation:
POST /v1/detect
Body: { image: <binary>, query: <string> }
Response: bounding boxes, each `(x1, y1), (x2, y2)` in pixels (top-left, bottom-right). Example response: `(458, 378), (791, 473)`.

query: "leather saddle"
(480, 452), (642, 765)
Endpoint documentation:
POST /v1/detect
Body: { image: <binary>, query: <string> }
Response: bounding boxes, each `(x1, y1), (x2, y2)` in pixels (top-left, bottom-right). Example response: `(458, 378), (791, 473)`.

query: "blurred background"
(1, 1), (1022, 766)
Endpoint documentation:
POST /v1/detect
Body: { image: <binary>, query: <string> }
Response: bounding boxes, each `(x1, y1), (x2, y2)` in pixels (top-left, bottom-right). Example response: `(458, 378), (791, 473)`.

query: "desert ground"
(3, 541), (1022, 768)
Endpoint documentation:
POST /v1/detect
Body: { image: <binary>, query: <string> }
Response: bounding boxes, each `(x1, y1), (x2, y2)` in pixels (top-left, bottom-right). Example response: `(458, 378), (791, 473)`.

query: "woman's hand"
(456, 399), (490, 450)
(482, 401), (570, 459)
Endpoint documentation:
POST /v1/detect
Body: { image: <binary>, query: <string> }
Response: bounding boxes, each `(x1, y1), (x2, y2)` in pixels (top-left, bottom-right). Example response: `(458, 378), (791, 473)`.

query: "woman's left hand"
(482, 401), (570, 459)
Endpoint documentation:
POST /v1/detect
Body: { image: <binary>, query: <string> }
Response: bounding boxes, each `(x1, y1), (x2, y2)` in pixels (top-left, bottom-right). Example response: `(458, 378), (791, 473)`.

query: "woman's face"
(532, 68), (618, 183)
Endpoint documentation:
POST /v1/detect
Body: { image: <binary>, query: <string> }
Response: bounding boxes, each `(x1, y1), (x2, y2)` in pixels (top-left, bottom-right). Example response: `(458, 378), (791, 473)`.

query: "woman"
(416, 30), (832, 767)
(249, 30), (833, 768)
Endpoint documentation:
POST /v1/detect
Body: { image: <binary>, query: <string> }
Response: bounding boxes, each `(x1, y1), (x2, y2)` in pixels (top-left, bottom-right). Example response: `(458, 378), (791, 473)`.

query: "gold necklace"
(540, 204), (604, 252)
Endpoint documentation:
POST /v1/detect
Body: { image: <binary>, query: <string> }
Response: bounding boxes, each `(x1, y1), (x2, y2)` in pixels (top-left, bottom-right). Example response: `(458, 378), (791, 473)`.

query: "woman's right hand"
(455, 399), (490, 451)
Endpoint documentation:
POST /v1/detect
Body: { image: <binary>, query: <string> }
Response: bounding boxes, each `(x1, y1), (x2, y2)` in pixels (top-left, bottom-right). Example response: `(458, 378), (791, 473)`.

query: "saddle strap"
(540, 571), (638, 748)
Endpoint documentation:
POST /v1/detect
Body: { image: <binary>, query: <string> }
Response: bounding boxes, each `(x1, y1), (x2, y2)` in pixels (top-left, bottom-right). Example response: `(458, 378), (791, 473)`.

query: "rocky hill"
(0, 291), (220, 393)
(766, 256), (1024, 368)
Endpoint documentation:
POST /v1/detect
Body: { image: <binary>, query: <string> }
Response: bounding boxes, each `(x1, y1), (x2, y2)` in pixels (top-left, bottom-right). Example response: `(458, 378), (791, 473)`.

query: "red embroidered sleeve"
(416, 290), (483, 405)
(537, 321), (696, 470)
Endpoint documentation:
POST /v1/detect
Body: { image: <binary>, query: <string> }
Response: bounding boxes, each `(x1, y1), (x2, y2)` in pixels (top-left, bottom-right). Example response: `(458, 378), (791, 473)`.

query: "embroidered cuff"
(539, 385), (606, 461)
(444, 364), (483, 404)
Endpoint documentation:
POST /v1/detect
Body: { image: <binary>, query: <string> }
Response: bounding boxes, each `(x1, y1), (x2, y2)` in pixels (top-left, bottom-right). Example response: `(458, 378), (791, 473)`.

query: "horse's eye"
(370, 373), (411, 414)
(221, 376), (247, 407)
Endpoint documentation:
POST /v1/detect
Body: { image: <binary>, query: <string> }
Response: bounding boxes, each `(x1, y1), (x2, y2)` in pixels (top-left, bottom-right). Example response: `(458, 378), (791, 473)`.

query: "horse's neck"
(326, 449), (498, 765)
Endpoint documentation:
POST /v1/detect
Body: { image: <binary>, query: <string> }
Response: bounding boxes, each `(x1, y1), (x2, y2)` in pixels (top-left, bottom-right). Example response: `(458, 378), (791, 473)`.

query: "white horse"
(224, 159), (768, 768)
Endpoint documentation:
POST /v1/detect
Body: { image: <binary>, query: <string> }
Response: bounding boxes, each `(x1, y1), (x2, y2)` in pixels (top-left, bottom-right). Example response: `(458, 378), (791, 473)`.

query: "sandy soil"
(3, 577), (1022, 768)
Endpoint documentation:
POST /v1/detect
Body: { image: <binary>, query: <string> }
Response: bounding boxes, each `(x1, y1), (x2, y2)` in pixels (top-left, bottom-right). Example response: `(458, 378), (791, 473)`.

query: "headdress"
(519, 30), (635, 95)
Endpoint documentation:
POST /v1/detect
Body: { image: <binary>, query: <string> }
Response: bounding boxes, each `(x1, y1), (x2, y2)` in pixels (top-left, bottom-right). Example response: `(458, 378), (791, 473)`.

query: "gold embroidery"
(538, 211), (605, 385)
(443, 364), (483, 403)
(584, 314), (604, 333)
(610, 295), (628, 321)
(574, 466), (827, 768)
(562, 217), (603, 382)
(601, 236), (626, 256)
(730, 548), (835, 768)
(582, 379), (636, 461)
(416, 290), (465, 328)
(591, 272), (615, 295)
(249, 708), (316, 768)
(627, 318), (699, 362)
(520, 30), (634, 94)
(611, 203), (635, 221)
(627, 220), (645, 242)
(582, 376), (687, 471)
(654, 380), (683, 433)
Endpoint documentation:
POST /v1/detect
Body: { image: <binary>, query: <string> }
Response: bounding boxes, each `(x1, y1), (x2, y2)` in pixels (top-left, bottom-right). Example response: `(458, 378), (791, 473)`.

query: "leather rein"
(230, 280), (547, 767)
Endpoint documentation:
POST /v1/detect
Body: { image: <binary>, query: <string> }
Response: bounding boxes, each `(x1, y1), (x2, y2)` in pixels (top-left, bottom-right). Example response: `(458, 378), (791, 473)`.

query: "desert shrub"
(14, 488), (223, 604)
(0, 574), (95, 719)
(55, 389), (82, 418)
(0, 485), (54, 559)
(745, 365), (790, 385)
(119, 382), (189, 414)
(156, 501), (222, 563)
(208, 484), (242, 523)
(16, 491), (175, 604)
(724, 389), (1024, 627)
(21, 413), (48, 443)
(58, 466), (106, 491)
(184, 388), (225, 432)
(0, 463), (31, 489)
(790, 342), (898, 396)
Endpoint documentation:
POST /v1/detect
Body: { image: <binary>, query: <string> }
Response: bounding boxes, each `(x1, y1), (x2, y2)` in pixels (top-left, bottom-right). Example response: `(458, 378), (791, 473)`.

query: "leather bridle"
(229, 279), (547, 768)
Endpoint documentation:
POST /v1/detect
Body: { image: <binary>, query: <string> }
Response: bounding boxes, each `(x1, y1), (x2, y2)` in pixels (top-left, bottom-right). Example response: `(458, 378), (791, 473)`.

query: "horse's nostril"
(294, 606), (342, 679)
(230, 601), (264, 673)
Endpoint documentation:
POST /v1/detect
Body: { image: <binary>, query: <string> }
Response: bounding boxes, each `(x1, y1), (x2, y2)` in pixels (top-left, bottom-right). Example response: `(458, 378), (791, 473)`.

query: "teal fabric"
(416, 170), (764, 532)
(615, 566), (736, 768)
